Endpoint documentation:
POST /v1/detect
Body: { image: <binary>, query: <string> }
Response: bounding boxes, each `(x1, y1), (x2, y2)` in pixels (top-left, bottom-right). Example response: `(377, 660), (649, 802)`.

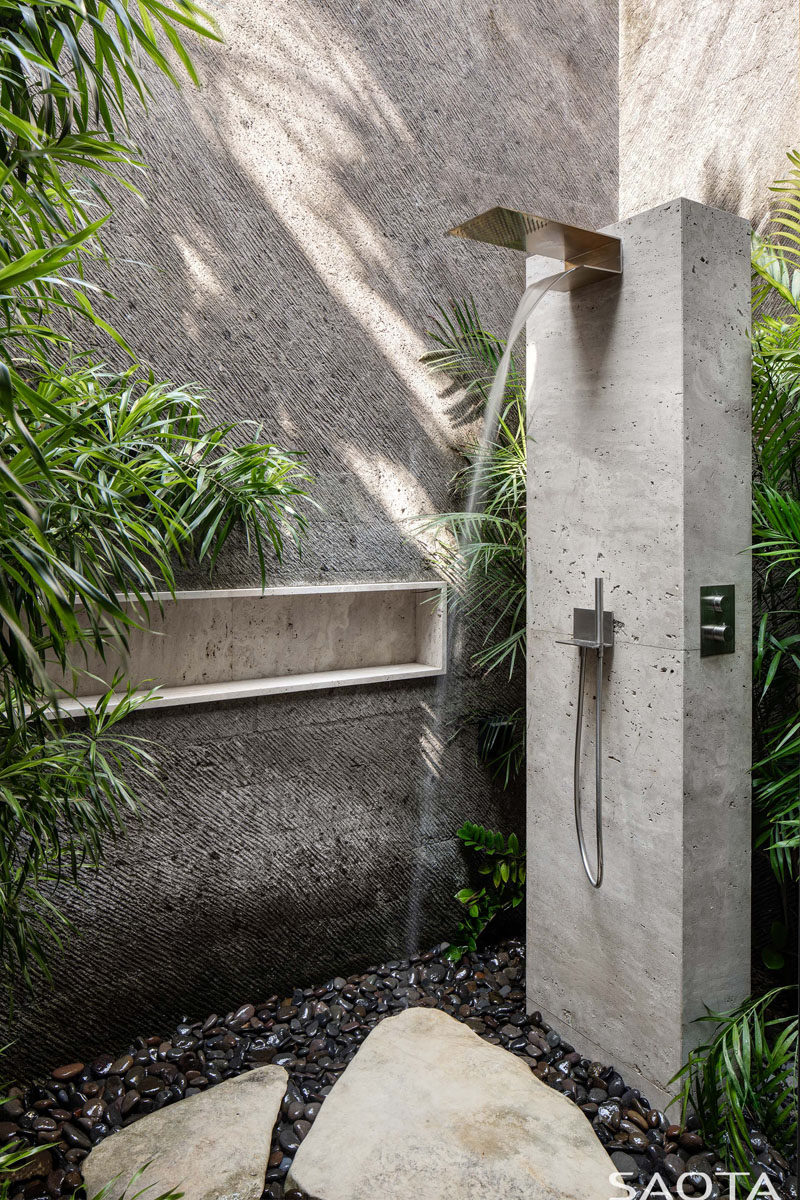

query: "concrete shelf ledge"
(52, 581), (446, 718)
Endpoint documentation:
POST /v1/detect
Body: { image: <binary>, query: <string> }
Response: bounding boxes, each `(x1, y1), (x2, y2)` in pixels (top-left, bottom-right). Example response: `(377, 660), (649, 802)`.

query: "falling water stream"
(464, 269), (571, 514)
(405, 267), (573, 956)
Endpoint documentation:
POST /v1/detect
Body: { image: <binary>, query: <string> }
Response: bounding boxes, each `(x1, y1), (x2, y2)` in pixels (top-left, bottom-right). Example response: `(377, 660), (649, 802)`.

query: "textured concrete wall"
(525, 200), (752, 1101)
(4, 1), (618, 1076)
(620, 0), (800, 223)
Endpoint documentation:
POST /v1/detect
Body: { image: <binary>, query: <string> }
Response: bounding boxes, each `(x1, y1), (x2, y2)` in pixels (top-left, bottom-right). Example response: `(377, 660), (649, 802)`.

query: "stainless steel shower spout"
(446, 206), (622, 290)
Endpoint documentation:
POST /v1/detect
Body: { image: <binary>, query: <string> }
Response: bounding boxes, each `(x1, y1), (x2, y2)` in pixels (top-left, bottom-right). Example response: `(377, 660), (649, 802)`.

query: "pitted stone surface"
(287, 1007), (616, 1200)
(80, 1065), (287, 1200)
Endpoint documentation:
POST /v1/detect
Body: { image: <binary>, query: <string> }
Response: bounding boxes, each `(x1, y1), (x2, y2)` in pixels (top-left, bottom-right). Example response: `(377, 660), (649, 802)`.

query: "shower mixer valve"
(556, 579), (613, 890)
(700, 585), (735, 657)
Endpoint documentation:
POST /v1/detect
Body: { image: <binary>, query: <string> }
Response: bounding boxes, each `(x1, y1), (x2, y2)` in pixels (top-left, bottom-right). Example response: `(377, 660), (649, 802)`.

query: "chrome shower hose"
(573, 640), (604, 889)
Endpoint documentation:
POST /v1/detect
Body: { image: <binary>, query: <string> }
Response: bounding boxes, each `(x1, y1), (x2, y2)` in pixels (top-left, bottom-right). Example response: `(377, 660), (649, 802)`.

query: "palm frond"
(0, 0), (219, 340)
(670, 989), (797, 1183)
(414, 299), (526, 679)
(421, 297), (523, 405)
(474, 708), (525, 787)
(749, 163), (800, 912)
(753, 343), (800, 489)
(767, 149), (800, 271)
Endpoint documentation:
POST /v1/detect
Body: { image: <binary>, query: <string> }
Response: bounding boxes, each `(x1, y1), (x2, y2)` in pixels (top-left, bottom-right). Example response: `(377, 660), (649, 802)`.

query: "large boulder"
(80, 1063), (287, 1200)
(288, 1007), (617, 1200)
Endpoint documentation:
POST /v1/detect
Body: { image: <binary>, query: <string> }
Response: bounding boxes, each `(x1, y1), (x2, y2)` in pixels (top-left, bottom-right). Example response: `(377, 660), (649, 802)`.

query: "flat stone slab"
(287, 1007), (616, 1200)
(81, 1064), (287, 1200)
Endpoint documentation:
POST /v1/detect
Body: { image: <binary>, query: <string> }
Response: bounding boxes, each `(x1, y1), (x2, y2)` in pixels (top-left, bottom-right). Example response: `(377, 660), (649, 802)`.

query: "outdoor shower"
(449, 198), (752, 1103)
(446, 208), (623, 888)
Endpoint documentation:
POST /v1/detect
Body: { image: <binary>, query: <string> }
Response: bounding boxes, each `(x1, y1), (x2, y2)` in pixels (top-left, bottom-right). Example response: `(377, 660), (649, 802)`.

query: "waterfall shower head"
(446, 206), (622, 290)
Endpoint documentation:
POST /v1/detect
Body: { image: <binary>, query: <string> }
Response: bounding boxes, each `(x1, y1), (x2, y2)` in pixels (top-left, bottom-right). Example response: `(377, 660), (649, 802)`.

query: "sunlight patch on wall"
(200, 2), (456, 461)
(340, 446), (437, 528)
(173, 234), (225, 298)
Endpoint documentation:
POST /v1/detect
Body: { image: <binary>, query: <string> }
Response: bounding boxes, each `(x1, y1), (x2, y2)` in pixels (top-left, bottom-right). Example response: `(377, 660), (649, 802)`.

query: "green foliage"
(671, 151), (800, 1180)
(670, 990), (797, 1184)
(416, 305), (527, 953)
(750, 156), (800, 885)
(415, 298), (527, 681)
(473, 708), (525, 789)
(753, 149), (800, 305)
(420, 295), (524, 416)
(0, 0), (220, 352)
(0, 360), (310, 693)
(0, 685), (155, 991)
(0, 2), (314, 996)
(415, 299), (526, 795)
(0, 362), (310, 991)
(448, 822), (525, 960)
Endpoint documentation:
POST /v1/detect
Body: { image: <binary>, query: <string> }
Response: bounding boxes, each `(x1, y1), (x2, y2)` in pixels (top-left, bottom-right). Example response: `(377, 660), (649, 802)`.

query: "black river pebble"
(4, 940), (794, 1200)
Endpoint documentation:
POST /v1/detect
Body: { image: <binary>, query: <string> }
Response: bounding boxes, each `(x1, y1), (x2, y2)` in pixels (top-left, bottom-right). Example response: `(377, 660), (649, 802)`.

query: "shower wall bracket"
(446, 206), (622, 290)
(557, 606), (615, 650)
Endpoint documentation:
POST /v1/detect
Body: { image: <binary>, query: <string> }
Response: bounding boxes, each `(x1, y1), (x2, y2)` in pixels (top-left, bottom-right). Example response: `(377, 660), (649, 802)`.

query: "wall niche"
(53, 581), (446, 715)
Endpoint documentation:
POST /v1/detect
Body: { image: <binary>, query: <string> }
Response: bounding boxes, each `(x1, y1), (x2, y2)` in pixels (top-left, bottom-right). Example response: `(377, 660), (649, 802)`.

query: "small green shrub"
(670, 989), (797, 1185)
(448, 822), (525, 959)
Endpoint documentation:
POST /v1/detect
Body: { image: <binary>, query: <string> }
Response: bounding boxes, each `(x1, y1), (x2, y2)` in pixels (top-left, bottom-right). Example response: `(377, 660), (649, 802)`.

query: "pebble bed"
(1, 939), (794, 1200)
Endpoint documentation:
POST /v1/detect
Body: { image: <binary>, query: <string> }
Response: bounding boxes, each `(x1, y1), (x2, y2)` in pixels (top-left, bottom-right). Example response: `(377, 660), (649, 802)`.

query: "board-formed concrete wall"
(620, 0), (800, 223)
(3, 0), (618, 1076)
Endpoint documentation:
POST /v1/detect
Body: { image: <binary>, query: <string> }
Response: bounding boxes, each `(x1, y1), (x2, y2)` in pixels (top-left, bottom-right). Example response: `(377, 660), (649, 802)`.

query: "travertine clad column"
(525, 199), (751, 1100)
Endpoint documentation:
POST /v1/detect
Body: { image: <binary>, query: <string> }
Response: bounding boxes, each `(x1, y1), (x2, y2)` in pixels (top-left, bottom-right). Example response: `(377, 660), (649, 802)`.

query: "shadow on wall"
(96, 0), (616, 591)
(1, 0), (618, 1076)
(697, 150), (748, 228)
(619, 0), (797, 226)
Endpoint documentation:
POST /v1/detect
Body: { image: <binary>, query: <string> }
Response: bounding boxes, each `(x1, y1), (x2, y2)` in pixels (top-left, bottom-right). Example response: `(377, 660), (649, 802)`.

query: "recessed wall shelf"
(52, 581), (446, 718)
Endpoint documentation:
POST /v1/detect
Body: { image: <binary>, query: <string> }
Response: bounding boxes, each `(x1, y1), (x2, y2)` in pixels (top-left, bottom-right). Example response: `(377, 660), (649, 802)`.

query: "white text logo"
(609, 1170), (781, 1200)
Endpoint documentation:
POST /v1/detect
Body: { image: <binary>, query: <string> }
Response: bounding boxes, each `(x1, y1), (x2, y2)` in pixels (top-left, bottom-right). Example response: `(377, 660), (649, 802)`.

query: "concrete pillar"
(525, 198), (752, 1101)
